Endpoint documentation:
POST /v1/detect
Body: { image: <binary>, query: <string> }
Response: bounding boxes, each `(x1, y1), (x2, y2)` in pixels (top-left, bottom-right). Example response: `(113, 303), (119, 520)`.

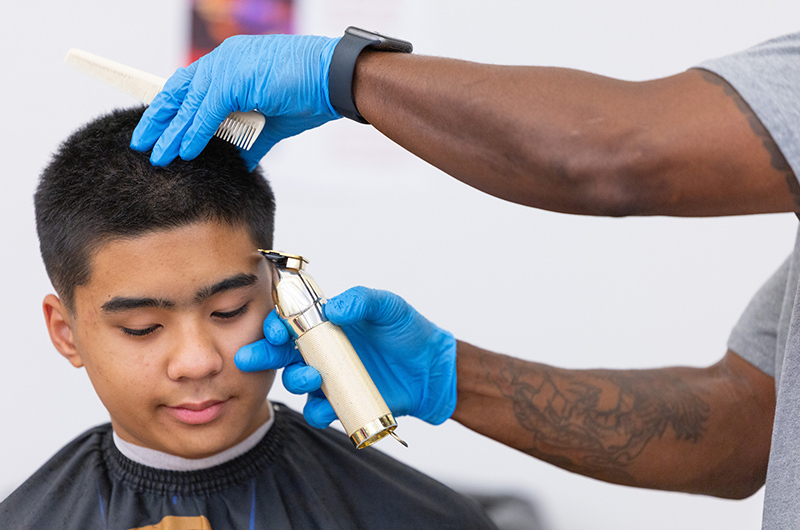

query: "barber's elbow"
(569, 155), (671, 217)
(720, 478), (766, 500)
(551, 132), (676, 217)
(677, 453), (767, 500)
(694, 465), (767, 500)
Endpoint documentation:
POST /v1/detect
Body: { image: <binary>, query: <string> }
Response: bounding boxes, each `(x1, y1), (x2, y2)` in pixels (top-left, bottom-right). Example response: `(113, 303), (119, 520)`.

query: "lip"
(165, 399), (228, 425)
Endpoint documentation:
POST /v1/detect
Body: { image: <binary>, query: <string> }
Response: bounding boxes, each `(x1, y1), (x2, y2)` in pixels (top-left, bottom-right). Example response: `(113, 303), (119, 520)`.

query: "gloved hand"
(131, 34), (342, 171)
(235, 286), (457, 428)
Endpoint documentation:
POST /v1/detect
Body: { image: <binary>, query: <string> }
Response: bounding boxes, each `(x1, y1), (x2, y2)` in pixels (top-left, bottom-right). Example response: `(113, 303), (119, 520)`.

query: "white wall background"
(2, 1), (799, 529)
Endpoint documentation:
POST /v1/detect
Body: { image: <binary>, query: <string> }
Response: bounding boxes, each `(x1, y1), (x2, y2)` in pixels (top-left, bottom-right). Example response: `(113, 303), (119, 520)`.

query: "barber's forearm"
(451, 342), (774, 498)
(353, 52), (797, 216)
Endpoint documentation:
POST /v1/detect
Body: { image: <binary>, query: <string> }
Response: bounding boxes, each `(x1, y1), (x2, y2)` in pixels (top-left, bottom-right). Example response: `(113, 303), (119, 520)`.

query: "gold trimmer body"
(260, 250), (406, 449)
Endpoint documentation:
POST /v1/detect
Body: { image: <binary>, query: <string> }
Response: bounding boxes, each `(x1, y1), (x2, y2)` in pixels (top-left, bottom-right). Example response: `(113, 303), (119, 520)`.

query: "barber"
(132, 27), (800, 521)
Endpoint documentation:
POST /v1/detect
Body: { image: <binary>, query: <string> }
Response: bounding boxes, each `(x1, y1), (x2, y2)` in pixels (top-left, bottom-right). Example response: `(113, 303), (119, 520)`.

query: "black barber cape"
(1, 403), (495, 529)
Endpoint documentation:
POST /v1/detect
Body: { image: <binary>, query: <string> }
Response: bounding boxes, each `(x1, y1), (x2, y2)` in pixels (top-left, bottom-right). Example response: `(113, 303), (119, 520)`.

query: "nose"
(166, 320), (224, 381)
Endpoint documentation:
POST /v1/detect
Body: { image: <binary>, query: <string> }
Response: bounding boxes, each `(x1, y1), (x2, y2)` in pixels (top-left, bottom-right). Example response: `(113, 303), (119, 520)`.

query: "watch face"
(345, 26), (413, 53)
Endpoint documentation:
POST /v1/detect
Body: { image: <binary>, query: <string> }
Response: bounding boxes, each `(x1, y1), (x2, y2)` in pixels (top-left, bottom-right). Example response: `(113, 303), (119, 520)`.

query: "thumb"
(326, 286), (406, 327)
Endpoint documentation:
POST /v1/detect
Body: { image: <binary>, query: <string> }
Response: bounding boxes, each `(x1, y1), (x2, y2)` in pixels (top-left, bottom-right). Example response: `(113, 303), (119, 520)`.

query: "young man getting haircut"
(0, 107), (495, 529)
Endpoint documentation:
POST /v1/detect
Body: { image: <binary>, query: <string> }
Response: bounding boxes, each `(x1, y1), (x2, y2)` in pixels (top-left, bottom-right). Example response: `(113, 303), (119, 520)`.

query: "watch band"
(328, 27), (413, 124)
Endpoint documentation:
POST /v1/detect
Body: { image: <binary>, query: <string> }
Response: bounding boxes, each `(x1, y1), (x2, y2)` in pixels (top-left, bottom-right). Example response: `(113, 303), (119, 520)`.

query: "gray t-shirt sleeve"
(728, 257), (791, 377)
(697, 32), (800, 184)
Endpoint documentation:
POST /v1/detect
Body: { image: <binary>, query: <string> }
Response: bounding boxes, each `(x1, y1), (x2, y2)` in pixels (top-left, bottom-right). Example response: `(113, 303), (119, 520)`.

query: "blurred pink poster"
(190, 0), (294, 62)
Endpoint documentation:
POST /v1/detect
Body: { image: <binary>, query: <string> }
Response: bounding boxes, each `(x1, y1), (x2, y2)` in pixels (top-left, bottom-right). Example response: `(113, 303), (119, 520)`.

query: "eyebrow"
(100, 273), (260, 313)
(101, 297), (175, 313)
(194, 273), (259, 303)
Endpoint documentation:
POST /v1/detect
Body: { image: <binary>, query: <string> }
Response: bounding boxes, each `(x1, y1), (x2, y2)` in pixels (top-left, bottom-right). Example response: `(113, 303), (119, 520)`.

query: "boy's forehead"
(76, 222), (269, 309)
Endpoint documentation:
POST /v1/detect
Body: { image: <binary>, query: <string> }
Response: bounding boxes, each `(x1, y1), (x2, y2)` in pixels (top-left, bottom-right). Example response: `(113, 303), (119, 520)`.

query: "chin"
(164, 434), (237, 460)
(145, 417), (236, 457)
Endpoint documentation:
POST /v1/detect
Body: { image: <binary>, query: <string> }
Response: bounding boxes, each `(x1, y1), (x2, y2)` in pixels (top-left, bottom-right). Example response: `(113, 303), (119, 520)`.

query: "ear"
(43, 294), (83, 368)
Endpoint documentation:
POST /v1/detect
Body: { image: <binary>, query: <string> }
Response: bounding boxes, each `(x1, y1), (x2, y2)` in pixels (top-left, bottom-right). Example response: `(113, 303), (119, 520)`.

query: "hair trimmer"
(260, 250), (406, 449)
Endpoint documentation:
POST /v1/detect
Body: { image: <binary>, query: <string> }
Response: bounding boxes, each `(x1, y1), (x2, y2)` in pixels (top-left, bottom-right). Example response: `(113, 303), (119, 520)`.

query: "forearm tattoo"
(481, 354), (710, 480)
(699, 70), (800, 213)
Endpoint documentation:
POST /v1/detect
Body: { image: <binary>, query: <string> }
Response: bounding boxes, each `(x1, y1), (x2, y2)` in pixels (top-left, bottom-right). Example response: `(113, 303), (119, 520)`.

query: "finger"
(303, 391), (337, 429)
(131, 64), (197, 152)
(234, 338), (299, 372)
(150, 61), (214, 166)
(150, 113), (196, 166)
(263, 309), (289, 345)
(282, 363), (322, 394)
(131, 99), (175, 152)
(179, 85), (235, 161)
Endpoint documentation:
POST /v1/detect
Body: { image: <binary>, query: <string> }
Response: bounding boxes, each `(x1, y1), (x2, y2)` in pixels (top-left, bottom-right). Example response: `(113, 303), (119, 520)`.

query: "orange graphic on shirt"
(130, 515), (213, 530)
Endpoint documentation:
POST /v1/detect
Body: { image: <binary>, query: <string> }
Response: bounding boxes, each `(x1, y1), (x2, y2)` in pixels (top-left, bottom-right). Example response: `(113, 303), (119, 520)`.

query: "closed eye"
(213, 303), (250, 320)
(121, 325), (161, 337)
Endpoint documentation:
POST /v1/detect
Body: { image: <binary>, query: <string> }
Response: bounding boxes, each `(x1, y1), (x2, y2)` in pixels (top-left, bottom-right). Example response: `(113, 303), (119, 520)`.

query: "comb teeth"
(215, 111), (265, 150)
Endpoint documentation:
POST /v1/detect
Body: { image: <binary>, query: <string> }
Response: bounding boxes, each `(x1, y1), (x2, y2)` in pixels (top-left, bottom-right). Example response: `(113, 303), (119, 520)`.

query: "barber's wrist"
(351, 50), (413, 126)
(415, 328), (458, 425)
(449, 341), (498, 425)
(328, 27), (412, 124)
(351, 50), (380, 123)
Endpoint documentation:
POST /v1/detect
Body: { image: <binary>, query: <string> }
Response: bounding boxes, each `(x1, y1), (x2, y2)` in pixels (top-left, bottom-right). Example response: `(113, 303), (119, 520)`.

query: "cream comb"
(64, 48), (265, 151)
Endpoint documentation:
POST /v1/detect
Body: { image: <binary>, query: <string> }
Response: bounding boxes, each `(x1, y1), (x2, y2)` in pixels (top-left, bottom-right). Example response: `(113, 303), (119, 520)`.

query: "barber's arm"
(453, 342), (774, 499)
(352, 54), (797, 216)
(236, 286), (775, 499)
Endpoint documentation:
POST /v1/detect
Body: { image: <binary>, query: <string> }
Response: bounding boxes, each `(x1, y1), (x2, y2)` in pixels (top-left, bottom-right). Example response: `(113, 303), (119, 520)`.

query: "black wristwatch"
(328, 26), (413, 124)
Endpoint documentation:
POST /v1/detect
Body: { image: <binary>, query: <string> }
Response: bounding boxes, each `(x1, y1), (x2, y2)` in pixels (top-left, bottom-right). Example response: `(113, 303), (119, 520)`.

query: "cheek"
(221, 307), (270, 357)
(82, 347), (159, 418)
(77, 328), (162, 393)
(244, 308), (269, 343)
(87, 352), (154, 391)
(242, 366), (277, 398)
(249, 296), (273, 335)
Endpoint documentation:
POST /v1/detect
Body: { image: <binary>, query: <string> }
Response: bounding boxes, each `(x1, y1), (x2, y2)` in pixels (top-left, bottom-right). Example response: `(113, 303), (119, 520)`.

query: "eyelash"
(121, 325), (160, 337)
(120, 304), (250, 337)
(212, 303), (250, 320)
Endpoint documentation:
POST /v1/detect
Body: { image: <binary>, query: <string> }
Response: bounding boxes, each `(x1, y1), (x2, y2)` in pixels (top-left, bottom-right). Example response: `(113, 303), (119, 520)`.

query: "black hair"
(34, 106), (275, 312)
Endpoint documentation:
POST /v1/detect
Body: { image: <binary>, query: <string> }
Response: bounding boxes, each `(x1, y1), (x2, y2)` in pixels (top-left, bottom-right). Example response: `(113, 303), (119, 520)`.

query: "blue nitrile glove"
(131, 34), (342, 171)
(235, 286), (458, 428)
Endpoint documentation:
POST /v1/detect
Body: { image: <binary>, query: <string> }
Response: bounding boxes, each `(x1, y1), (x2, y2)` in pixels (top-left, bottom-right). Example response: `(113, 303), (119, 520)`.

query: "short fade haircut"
(35, 106), (275, 312)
